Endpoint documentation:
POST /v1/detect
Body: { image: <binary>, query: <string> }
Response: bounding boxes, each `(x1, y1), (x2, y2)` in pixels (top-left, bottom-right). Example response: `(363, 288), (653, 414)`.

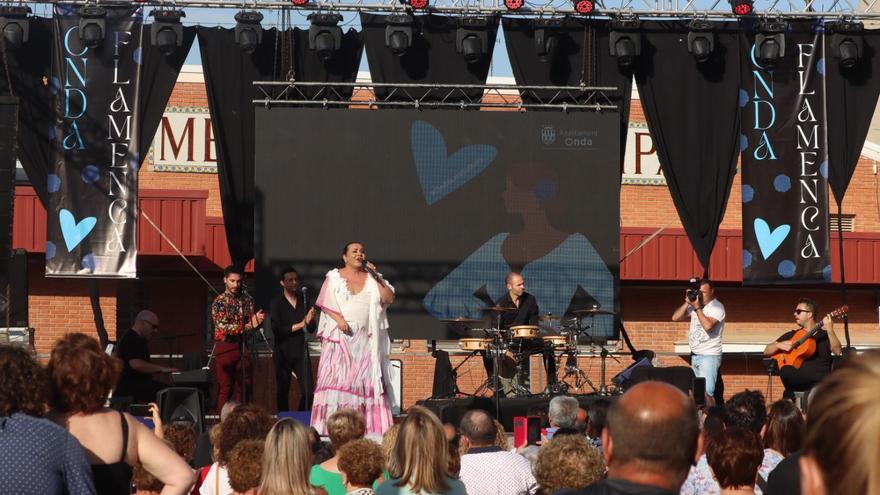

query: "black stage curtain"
(199, 27), (362, 267)
(634, 21), (741, 276)
(0, 17), (53, 206)
(360, 13), (498, 101)
(502, 17), (632, 164)
(138, 25), (197, 162)
(199, 27), (278, 268)
(826, 30), (880, 203)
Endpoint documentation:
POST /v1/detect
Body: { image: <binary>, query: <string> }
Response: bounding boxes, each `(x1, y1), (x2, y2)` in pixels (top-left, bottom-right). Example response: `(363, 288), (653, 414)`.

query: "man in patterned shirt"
(212, 265), (265, 411)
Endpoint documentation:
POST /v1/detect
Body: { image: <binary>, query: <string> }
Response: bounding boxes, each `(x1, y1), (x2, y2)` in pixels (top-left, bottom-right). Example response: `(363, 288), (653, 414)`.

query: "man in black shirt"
(114, 310), (177, 403)
(557, 381), (701, 495)
(763, 298), (841, 395)
(269, 267), (317, 411)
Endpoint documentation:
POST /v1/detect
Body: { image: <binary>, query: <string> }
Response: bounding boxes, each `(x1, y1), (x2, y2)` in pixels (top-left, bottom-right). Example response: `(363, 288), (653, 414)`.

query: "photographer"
(672, 279), (725, 405)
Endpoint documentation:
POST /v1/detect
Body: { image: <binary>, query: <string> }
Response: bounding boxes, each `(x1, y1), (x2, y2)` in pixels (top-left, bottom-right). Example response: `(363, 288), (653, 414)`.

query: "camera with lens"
(686, 278), (702, 303)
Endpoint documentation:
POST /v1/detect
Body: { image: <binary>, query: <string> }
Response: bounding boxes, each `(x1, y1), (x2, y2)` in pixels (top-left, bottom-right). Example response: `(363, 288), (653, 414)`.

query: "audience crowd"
(2, 333), (879, 495)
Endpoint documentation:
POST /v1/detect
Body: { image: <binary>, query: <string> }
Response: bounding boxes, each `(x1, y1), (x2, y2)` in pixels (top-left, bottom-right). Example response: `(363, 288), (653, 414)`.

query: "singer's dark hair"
(342, 242), (364, 255)
(224, 265), (243, 278)
(279, 267), (298, 280)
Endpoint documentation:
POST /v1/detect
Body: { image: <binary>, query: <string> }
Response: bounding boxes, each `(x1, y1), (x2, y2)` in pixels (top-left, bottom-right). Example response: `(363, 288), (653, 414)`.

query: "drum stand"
(557, 316), (599, 394)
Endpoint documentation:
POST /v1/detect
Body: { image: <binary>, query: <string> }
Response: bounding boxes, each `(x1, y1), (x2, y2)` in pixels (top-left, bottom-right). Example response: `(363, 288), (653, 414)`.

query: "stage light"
(0, 5), (30, 46)
(609, 17), (640, 68)
(290, 0), (309, 6)
(234, 10), (263, 53)
(150, 9), (185, 56)
(729, 0), (753, 16)
(78, 6), (107, 48)
(828, 20), (864, 69)
(755, 19), (786, 68)
(456, 16), (489, 64)
(504, 0), (524, 11)
(533, 18), (562, 62)
(308, 12), (343, 61)
(408, 0), (429, 10)
(573, 0), (595, 15)
(687, 20), (714, 63)
(385, 13), (413, 56)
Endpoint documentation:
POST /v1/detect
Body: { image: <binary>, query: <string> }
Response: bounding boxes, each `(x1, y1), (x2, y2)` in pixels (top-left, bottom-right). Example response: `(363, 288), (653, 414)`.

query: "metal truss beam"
(24, 0), (880, 19)
(253, 81), (620, 111)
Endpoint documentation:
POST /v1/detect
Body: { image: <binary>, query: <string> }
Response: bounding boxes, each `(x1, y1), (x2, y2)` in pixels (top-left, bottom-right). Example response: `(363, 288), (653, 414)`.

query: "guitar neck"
(793, 321), (824, 348)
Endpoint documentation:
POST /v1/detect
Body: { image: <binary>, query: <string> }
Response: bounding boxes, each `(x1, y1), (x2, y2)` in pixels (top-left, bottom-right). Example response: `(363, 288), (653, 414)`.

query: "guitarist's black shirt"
(776, 329), (833, 392)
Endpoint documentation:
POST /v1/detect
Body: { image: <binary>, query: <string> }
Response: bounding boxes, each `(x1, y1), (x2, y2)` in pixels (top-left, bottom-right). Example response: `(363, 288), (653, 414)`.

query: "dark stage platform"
(416, 395), (616, 431)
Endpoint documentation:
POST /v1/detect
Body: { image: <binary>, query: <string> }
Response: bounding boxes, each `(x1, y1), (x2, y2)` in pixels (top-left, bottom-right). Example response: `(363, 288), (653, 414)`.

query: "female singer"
(311, 242), (396, 435)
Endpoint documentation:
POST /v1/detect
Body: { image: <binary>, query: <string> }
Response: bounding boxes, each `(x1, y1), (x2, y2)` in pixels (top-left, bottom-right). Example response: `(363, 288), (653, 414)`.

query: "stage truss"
(25, 0), (880, 19)
(253, 81), (620, 111)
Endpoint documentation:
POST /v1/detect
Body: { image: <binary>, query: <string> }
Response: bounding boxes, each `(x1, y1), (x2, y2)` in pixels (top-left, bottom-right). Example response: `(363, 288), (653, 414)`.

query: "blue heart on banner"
(59, 209), (97, 251)
(754, 218), (790, 260)
(411, 120), (497, 205)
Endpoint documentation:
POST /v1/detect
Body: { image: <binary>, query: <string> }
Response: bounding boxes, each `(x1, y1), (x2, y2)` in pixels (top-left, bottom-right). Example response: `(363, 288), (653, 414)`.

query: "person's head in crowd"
(0, 344), (47, 418)
(459, 409), (496, 451)
(534, 434), (605, 494)
(47, 333), (121, 414)
(327, 409), (366, 449)
(762, 399), (805, 457)
(381, 423), (400, 463)
(526, 406), (550, 428)
(338, 439), (385, 492)
(221, 400), (240, 422)
(549, 396), (580, 429)
(702, 406), (727, 446)
(443, 422), (458, 442)
(261, 418), (320, 495)
(576, 407), (589, 434)
(308, 425), (335, 465)
(217, 404), (274, 466)
(604, 381), (701, 492)
(163, 423), (197, 463)
(724, 390), (767, 434)
(388, 406), (452, 493)
(801, 350), (880, 495)
(551, 427), (581, 440)
(228, 440), (264, 495)
(492, 419), (510, 450)
(209, 423), (223, 462)
(706, 427), (764, 492)
(587, 399), (611, 439)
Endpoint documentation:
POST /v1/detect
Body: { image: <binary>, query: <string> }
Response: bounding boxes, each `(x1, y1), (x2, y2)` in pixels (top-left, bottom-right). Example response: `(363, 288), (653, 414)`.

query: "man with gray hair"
(549, 396), (580, 429)
(458, 409), (538, 495)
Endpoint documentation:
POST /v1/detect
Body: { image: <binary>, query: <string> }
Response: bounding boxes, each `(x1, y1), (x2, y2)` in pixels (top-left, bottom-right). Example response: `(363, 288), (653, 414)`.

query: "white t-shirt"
(199, 462), (232, 495)
(687, 298), (725, 356)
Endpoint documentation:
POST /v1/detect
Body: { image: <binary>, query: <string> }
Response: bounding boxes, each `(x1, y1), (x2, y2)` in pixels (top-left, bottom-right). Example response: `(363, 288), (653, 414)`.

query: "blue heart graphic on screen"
(754, 218), (790, 260)
(411, 120), (497, 205)
(59, 209), (97, 251)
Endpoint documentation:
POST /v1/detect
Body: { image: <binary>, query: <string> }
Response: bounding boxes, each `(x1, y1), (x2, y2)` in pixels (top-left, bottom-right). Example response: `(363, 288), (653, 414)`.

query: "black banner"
(740, 22), (830, 284)
(46, 5), (142, 277)
(255, 108), (620, 340)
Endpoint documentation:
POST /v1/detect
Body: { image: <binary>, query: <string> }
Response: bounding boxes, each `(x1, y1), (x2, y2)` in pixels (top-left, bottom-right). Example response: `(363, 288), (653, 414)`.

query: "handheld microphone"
(302, 286), (309, 307)
(363, 259), (380, 278)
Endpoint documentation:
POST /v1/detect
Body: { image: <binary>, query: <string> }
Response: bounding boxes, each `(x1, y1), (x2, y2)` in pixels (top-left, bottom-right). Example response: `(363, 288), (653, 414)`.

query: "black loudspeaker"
(629, 366), (696, 395)
(158, 387), (206, 434)
(431, 349), (456, 398)
(0, 248), (28, 327)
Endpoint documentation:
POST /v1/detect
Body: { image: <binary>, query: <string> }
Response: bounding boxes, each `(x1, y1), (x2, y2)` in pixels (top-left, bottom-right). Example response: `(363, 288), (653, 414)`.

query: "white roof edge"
(861, 140), (880, 161)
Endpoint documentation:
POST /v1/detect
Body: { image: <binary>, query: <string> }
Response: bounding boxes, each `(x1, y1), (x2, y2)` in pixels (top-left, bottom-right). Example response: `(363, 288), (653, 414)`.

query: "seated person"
(706, 428), (764, 495)
(114, 310), (178, 403)
(337, 439), (385, 495)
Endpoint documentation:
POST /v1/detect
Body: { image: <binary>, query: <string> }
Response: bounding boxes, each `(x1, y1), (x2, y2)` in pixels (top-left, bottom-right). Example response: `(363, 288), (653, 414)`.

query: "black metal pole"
(836, 200), (852, 354)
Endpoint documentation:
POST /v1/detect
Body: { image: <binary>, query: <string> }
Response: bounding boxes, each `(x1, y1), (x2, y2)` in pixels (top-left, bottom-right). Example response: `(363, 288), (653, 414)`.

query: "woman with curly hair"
(311, 409), (367, 495)
(338, 439), (385, 495)
(261, 418), (327, 495)
(534, 434), (604, 494)
(47, 333), (194, 495)
(0, 344), (95, 494)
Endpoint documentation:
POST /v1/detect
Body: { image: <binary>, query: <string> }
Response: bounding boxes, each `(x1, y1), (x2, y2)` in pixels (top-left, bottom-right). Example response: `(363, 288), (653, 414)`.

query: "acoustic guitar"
(772, 305), (848, 370)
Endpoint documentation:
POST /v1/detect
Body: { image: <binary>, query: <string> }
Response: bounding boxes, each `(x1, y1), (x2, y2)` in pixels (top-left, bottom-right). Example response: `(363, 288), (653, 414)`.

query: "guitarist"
(763, 298), (842, 396)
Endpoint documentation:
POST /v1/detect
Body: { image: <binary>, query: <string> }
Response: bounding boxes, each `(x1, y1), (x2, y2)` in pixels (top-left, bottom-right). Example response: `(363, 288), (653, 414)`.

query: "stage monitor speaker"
(0, 249), (28, 327)
(629, 365), (695, 395)
(158, 387), (206, 434)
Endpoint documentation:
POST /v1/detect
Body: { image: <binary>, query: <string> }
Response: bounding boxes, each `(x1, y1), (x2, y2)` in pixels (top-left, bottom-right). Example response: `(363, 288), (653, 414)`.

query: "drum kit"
(442, 305), (620, 407)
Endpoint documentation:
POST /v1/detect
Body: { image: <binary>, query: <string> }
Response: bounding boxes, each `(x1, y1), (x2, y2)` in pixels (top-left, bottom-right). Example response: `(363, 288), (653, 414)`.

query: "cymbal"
(538, 313), (561, 322)
(568, 308), (617, 316)
(440, 316), (482, 324)
(481, 306), (517, 313)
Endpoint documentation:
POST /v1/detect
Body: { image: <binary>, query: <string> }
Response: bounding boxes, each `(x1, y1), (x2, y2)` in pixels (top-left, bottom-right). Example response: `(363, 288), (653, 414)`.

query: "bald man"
(114, 310), (178, 403)
(557, 382), (702, 495)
